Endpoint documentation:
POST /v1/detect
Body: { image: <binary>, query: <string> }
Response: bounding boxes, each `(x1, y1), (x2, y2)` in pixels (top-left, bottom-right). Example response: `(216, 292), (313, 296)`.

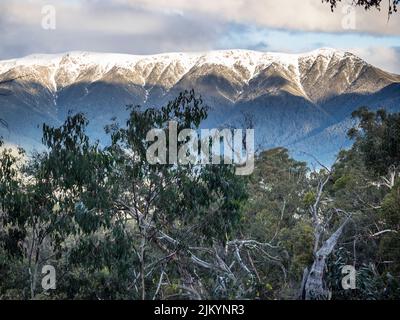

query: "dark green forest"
(0, 91), (399, 300)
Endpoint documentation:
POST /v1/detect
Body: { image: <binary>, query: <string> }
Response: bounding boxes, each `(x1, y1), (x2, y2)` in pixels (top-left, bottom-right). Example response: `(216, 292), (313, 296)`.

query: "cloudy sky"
(0, 0), (399, 72)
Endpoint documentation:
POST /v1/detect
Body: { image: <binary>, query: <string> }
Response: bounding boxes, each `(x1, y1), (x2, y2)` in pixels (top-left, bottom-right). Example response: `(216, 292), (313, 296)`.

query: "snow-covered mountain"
(1, 48), (399, 164)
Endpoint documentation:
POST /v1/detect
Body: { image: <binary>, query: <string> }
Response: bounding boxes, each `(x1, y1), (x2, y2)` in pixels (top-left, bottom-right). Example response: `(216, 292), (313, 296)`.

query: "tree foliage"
(348, 108), (400, 176)
(1, 96), (399, 300)
(323, 0), (399, 15)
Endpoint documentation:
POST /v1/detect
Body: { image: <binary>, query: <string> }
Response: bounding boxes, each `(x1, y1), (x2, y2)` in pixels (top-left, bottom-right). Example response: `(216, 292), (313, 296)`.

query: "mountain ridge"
(1, 48), (399, 165)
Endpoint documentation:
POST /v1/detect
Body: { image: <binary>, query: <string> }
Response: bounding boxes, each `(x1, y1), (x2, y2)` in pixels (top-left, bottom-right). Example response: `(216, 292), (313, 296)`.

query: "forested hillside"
(1, 91), (399, 300)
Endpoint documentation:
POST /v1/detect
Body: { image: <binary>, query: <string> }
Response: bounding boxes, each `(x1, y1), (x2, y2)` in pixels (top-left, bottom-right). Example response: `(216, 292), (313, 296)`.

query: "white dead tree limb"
(370, 229), (398, 238)
(152, 269), (166, 300)
(301, 164), (352, 300)
(380, 166), (398, 189)
(368, 166), (399, 190)
(116, 198), (281, 298)
(304, 215), (350, 300)
(309, 170), (332, 255)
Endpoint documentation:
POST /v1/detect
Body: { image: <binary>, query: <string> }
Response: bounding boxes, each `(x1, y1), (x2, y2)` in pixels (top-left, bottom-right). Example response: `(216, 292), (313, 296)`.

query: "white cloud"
(124, 0), (400, 35)
(0, 0), (223, 58)
(0, 0), (399, 77)
(2, 0), (400, 36)
(2, 1), (168, 34)
(348, 47), (400, 74)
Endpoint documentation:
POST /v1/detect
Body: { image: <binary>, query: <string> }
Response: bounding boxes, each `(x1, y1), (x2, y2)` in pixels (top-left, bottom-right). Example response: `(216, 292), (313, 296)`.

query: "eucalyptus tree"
(324, 0), (399, 15)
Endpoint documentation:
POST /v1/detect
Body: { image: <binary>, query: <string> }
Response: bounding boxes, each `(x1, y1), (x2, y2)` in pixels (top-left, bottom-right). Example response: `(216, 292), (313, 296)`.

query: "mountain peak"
(0, 48), (352, 68)
(0, 48), (396, 99)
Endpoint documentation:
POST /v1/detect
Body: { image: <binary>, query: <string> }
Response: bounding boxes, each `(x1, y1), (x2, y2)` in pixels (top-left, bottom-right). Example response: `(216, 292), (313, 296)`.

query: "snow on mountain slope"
(1, 48), (389, 100)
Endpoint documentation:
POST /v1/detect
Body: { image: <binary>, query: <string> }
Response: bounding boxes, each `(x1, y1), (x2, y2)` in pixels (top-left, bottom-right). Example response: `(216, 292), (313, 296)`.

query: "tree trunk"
(304, 218), (349, 300)
(299, 267), (309, 299)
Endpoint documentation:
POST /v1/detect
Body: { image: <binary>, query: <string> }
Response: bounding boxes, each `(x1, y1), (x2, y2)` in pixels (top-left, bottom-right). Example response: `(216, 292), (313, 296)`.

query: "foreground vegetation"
(0, 91), (399, 300)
